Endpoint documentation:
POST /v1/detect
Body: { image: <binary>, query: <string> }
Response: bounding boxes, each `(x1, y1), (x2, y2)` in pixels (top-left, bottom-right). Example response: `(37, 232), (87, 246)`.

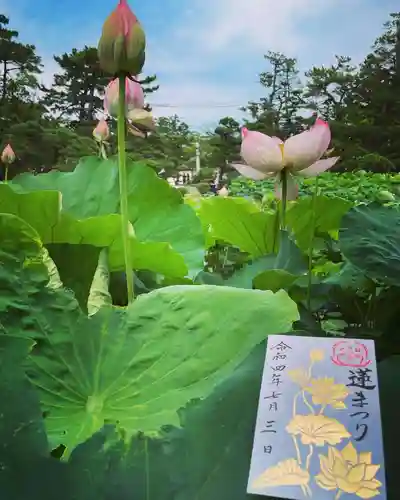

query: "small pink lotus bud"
(93, 119), (110, 142)
(104, 77), (144, 117)
(1, 144), (15, 164)
(98, 0), (146, 76)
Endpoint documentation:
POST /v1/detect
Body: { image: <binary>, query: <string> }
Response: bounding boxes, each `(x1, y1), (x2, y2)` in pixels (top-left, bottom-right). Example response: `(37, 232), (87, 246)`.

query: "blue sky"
(1, 0), (399, 130)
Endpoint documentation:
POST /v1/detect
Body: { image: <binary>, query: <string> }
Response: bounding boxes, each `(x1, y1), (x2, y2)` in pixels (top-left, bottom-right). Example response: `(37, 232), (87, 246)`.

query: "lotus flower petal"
(104, 77), (144, 118)
(356, 487), (381, 498)
(274, 174), (298, 201)
(364, 465), (380, 481)
(125, 78), (145, 109)
(230, 163), (271, 180)
(241, 128), (283, 173)
(313, 118), (331, 153)
(128, 124), (146, 138)
(271, 136), (284, 145)
(283, 118), (331, 171)
(341, 442), (358, 465)
(299, 157), (340, 177)
(127, 108), (155, 130)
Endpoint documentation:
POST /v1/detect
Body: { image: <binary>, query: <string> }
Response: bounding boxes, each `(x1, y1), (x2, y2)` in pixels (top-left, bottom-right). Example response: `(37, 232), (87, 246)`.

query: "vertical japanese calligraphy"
(260, 341), (292, 454)
(247, 335), (386, 500)
(347, 367), (376, 442)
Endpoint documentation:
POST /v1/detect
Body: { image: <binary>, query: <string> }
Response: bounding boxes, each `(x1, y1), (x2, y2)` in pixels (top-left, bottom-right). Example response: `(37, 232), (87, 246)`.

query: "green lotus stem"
(272, 209), (280, 253)
(4, 166), (8, 183)
(335, 490), (343, 500)
(117, 74), (134, 304)
(280, 168), (288, 229)
(306, 176), (319, 310)
(100, 142), (107, 160)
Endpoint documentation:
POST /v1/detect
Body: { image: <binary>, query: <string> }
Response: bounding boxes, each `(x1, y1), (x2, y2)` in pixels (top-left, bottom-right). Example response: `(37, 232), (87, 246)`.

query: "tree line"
(0, 12), (399, 183)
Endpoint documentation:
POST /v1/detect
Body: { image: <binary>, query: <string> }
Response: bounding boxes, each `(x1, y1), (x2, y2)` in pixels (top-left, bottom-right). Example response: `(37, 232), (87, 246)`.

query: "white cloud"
(178, 0), (331, 54)
(148, 79), (252, 131)
(146, 0), (398, 129)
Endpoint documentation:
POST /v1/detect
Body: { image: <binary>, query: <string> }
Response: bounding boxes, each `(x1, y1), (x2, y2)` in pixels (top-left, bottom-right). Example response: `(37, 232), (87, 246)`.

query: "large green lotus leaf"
(0, 335), (67, 500)
(68, 427), (173, 500)
(164, 343), (273, 500)
(225, 230), (307, 291)
(108, 344), (278, 500)
(2, 181), (190, 279)
(339, 203), (400, 286)
(13, 157), (205, 277)
(47, 243), (101, 314)
(0, 211), (42, 257)
(23, 284), (298, 451)
(57, 345), (277, 500)
(108, 236), (188, 277)
(0, 337), (170, 499)
(198, 197), (277, 257)
(324, 260), (374, 291)
(253, 269), (298, 292)
(0, 212), (51, 320)
(0, 216), (66, 498)
(0, 183), (123, 245)
(286, 195), (352, 251)
(0, 183), (127, 308)
(0, 336), (40, 459)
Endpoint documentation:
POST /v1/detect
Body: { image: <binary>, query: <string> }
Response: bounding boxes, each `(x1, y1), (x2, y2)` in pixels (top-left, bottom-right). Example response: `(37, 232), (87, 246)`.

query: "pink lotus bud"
(93, 119), (110, 142)
(1, 144), (15, 164)
(98, 0), (146, 76)
(104, 77), (144, 117)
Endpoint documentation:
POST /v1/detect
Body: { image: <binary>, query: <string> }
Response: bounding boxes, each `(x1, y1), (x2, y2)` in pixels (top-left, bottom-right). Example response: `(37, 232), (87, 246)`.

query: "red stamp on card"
(331, 340), (372, 367)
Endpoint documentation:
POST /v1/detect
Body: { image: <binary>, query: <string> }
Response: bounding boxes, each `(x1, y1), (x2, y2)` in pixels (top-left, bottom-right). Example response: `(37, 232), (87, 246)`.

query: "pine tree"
(42, 46), (109, 122)
(243, 52), (304, 138)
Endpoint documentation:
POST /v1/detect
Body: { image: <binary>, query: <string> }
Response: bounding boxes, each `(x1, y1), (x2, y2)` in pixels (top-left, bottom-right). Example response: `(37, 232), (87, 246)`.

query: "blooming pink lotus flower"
(104, 77), (144, 117)
(104, 77), (155, 134)
(93, 119), (110, 142)
(231, 118), (340, 200)
(98, 0), (146, 76)
(1, 144), (15, 164)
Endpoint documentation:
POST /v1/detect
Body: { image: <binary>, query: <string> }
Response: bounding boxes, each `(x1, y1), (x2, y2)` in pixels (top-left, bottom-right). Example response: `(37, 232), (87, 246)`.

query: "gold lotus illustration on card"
(247, 336), (386, 500)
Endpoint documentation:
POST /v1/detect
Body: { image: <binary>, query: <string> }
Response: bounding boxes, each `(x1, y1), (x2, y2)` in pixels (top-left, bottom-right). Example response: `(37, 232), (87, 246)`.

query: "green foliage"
(199, 197), (277, 255)
(12, 157), (205, 278)
(230, 171), (400, 206)
(340, 203), (400, 285)
(2, 158), (400, 498)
